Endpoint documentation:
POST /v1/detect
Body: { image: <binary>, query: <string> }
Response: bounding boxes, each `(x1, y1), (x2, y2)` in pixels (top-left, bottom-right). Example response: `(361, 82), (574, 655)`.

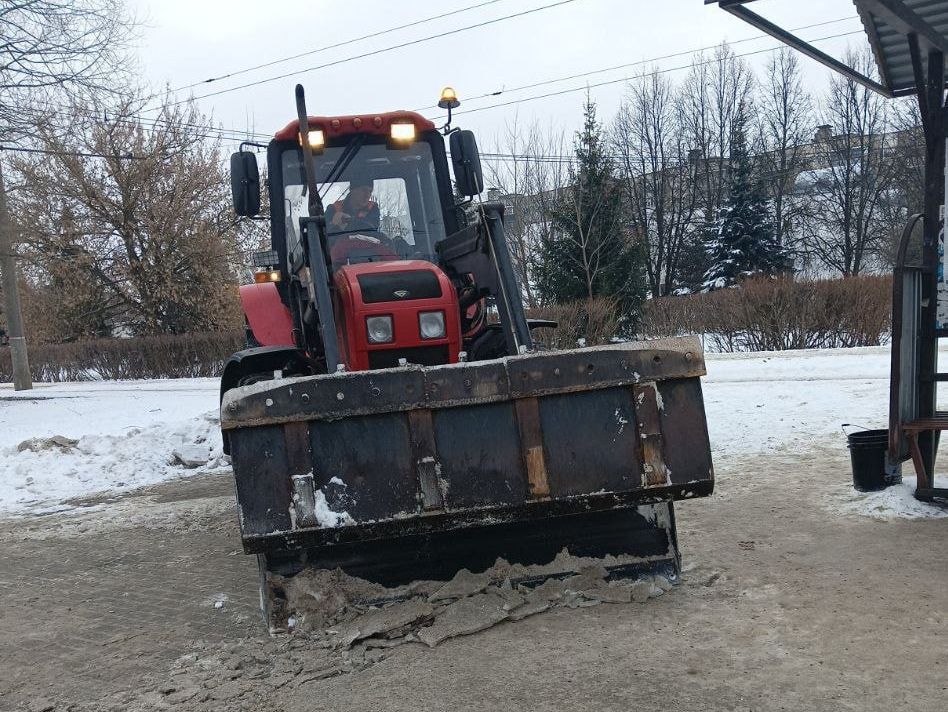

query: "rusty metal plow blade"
(222, 336), (714, 600)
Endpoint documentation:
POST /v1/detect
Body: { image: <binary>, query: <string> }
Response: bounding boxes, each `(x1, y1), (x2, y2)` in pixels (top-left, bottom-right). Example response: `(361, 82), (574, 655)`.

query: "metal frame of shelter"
(707, 0), (948, 502)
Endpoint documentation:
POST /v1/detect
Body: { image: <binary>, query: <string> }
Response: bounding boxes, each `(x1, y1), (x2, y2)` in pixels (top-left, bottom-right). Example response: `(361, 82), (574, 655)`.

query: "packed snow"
(2, 346), (948, 519)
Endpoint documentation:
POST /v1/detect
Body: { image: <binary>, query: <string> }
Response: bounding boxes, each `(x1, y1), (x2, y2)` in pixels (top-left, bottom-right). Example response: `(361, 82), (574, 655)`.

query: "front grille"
(368, 345), (450, 369)
(358, 270), (442, 304)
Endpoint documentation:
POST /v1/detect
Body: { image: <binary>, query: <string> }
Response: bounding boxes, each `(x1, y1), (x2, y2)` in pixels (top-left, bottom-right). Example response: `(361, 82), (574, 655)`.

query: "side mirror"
(230, 152), (260, 217)
(449, 130), (483, 198)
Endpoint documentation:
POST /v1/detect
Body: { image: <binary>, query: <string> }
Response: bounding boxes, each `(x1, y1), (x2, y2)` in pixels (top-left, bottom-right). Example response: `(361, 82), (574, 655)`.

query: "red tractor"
(221, 85), (713, 626)
(224, 87), (529, 386)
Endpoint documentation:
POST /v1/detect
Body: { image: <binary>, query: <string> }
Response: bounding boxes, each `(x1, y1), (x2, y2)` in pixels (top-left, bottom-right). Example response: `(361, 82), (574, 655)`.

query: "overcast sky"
(128, 0), (871, 151)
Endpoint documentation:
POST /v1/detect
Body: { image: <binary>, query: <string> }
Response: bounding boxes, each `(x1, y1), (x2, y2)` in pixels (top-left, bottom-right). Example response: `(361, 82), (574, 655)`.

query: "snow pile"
(0, 379), (221, 516)
(835, 475), (948, 521)
(0, 410), (228, 516)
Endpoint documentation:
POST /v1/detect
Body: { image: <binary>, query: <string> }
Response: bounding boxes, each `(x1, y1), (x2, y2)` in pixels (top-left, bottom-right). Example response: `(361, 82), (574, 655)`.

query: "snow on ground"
(702, 345), (906, 456)
(0, 379), (219, 448)
(0, 379), (223, 515)
(834, 475), (948, 520)
(2, 346), (948, 518)
(703, 345), (948, 520)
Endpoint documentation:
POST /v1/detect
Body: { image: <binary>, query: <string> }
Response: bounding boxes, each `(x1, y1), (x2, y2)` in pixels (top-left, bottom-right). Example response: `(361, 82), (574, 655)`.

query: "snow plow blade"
(221, 336), (713, 595)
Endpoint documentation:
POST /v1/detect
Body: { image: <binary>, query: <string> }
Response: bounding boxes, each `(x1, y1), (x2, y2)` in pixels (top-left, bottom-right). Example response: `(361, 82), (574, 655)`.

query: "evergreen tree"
(674, 231), (712, 294)
(536, 97), (647, 334)
(702, 117), (789, 291)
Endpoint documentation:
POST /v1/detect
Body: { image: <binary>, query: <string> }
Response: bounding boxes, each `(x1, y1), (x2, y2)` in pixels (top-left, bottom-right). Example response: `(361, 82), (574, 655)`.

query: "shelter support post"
(915, 49), (945, 482)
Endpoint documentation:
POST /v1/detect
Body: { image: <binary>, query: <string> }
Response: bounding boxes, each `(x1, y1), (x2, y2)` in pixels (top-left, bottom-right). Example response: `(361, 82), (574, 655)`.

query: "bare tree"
(0, 0), (135, 140)
(484, 118), (569, 308)
(613, 69), (701, 297)
(675, 43), (755, 288)
(878, 97), (925, 267)
(680, 43), (756, 225)
(887, 98), (925, 216)
(756, 48), (813, 250)
(802, 49), (893, 276)
(0, 0), (135, 387)
(374, 181), (411, 240)
(11, 98), (246, 337)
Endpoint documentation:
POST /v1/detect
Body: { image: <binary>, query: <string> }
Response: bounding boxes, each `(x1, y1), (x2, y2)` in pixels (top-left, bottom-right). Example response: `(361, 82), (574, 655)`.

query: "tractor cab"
(279, 118), (454, 271)
(273, 113), (467, 370)
(228, 96), (495, 374)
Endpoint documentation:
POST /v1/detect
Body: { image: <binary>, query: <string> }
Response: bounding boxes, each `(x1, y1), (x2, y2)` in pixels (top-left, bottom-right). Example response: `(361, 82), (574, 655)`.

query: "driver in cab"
(324, 178), (410, 266)
(325, 178), (380, 235)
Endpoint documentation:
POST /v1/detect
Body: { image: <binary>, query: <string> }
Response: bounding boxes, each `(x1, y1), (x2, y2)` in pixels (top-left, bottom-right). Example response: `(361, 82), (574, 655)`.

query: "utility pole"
(0, 156), (32, 390)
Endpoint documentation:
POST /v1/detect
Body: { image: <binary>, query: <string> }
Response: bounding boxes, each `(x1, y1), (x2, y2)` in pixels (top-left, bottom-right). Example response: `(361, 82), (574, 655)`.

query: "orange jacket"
(326, 198), (379, 228)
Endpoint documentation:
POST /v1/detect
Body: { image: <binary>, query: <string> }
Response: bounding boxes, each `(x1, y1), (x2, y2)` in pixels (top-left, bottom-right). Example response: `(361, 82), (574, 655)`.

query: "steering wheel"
(330, 234), (399, 267)
(348, 216), (380, 232)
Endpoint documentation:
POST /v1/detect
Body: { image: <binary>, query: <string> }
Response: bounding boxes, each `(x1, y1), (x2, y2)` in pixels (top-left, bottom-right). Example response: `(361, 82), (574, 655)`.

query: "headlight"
(366, 315), (394, 344)
(419, 311), (446, 340)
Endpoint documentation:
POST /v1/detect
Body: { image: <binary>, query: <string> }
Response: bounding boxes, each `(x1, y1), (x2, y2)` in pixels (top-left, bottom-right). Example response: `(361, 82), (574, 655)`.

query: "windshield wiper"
(318, 134), (366, 202)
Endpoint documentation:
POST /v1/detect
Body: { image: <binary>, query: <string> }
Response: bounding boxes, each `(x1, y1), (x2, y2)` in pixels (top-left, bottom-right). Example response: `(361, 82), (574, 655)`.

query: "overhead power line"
(412, 15), (859, 112)
(0, 144), (145, 161)
(435, 28), (865, 120)
(138, 22), (863, 145)
(16, 18), (865, 156)
(161, 0), (508, 98)
(118, 114), (268, 142)
(479, 151), (576, 163)
(0, 138), (572, 165)
(155, 0), (585, 110)
(21, 103), (271, 146)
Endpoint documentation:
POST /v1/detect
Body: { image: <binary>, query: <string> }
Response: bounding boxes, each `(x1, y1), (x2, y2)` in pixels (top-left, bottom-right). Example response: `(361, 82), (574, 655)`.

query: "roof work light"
(299, 128), (325, 150)
(390, 121), (416, 143)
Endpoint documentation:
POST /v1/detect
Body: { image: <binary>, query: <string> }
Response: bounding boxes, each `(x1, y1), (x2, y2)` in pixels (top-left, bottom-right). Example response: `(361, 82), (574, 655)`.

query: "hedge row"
(0, 276), (892, 382)
(640, 275), (891, 351)
(527, 297), (620, 350)
(0, 331), (244, 382)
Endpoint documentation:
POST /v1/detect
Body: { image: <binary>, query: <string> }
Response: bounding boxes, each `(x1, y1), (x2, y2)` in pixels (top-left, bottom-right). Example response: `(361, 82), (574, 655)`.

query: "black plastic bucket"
(846, 429), (892, 492)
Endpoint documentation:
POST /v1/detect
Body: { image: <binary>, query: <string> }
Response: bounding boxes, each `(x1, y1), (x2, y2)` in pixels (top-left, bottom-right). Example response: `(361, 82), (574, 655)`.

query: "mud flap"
(222, 337), (713, 586)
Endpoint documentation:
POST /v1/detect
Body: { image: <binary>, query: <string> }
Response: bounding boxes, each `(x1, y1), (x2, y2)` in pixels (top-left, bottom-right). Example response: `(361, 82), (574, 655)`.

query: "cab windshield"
(281, 140), (448, 268)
